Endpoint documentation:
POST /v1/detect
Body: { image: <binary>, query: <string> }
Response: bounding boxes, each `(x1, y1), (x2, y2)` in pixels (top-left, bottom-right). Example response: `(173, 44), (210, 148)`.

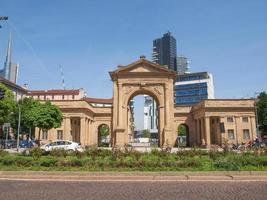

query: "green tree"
(99, 124), (109, 137)
(10, 97), (41, 137)
(32, 101), (63, 145)
(257, 92), (267, 134)
(0, 83), (15, 127)
(98, 124), (109, 146)
(177, 124), (187, 136)
(142, 129), (151, 138)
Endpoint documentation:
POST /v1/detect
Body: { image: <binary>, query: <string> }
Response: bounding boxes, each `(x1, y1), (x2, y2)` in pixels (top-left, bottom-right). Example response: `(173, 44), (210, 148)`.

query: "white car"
(41, 140), (83, 152)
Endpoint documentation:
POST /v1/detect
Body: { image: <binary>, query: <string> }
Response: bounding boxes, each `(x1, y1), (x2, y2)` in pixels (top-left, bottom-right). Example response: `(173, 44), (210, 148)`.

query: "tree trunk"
(37, 128), (41, 146)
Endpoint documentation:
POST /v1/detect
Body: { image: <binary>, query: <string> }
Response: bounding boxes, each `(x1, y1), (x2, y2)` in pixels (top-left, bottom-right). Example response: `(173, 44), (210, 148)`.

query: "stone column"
(205, 117), (211, 147)
(201, 118), (206, 146)
(64, 117), (72, 141)
(235, 116), (242, 145)
(196, 119), (200, 146)
(87, 119), (91, 145)
(250, 116), (257, 140)
(80, 117), (86, 146)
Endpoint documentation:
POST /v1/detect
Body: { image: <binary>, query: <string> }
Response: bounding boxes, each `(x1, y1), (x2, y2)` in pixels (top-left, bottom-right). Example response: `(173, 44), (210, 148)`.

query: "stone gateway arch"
(109, 56), (177, 147)
(35, 56), (257, 148)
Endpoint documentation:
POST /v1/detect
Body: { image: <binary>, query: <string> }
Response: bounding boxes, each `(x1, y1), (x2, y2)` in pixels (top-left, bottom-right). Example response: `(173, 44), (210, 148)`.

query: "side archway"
(177, 123), (189, 147)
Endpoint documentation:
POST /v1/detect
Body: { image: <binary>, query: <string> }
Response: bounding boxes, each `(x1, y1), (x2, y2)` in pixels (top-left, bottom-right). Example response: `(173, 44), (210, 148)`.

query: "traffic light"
(0, 88), (5, 100)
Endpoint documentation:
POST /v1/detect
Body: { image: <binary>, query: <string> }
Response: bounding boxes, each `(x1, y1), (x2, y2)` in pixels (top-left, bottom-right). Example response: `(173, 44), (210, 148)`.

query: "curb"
(0, 171), (266, 181)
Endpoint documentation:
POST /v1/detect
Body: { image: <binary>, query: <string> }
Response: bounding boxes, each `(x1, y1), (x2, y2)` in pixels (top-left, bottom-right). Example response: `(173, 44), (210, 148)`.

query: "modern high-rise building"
(144, 95), (157, 133)
(152, 31), (177, 71)
(145, 32), (177, 133)
(177, 55), (189, 74)
(0, 33), (18, 83)
(175, 72), (215, 105)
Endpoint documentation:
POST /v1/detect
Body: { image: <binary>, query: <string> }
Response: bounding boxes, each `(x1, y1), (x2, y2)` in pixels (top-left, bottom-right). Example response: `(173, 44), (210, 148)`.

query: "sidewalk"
(0, 171), (266, 181)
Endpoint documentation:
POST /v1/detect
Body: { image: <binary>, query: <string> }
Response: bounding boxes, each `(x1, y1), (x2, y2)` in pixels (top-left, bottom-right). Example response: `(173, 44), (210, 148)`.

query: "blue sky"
(0, 0), (267, 129)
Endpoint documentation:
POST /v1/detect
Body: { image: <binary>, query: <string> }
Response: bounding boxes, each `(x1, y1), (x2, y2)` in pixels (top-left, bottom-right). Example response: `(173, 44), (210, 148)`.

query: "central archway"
(109, 57), (176, 147)
(127, 93), (159, 147)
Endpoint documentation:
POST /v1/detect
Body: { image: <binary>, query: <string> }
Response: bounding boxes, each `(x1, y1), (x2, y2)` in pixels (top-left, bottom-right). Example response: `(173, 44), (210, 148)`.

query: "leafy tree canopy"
(142, 129), (151, 138)
(0, 83), (15, 126)
(177, 124), (187, 136)
(99, 124), (109, 137)
(257, 92), (267, 133)
(10, 97), (41, 134)
(33, 101), (63, 131)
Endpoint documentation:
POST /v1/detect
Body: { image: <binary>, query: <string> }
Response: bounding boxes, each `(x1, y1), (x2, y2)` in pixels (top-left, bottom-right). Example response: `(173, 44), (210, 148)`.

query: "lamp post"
(16, 104), (21, 151)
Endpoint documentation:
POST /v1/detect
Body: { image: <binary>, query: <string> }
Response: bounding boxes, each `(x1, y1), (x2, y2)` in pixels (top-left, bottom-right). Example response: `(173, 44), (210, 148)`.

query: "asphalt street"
(0, 180), (266, 200)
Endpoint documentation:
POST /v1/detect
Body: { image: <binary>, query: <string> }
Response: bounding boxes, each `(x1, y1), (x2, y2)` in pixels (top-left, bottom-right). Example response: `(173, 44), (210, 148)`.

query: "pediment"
(109, 58), (177, 80)
(121, 63), (167, 73)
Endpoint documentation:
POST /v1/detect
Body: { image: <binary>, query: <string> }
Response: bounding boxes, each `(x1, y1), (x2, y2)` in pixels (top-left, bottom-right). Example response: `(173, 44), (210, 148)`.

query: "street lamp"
(16, 103), (21, 151)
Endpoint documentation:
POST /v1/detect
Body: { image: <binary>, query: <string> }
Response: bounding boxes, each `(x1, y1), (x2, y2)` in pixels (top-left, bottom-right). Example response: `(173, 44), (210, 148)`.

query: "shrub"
(214, 157), (240, 170)
(68, 157), (83, 167)
(40, 156), (57, 167)
(14, 156), (34, 167)
(29, 147), (44, 160)
(49, 149), (68, 158)
(1, 155), (16, 166)
(0, 149), (8, 156)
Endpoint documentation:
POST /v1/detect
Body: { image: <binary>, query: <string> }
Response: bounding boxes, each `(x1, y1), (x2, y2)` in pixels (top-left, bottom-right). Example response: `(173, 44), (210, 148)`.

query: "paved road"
(0, 180), (266, 200)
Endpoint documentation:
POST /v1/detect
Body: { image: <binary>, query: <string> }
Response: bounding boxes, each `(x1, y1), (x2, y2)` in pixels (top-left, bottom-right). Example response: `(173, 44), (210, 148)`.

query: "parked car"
(40, 140), (83, 152)
(19, 140), (36, 148)
(0, 139), (17, 149)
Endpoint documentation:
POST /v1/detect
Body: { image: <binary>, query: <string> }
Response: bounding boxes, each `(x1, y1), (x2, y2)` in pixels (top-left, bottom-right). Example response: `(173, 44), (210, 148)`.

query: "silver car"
(41, 140), (83, 152)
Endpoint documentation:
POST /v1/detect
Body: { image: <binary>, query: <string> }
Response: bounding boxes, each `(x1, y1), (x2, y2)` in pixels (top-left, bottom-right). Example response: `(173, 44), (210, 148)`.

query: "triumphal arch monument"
(36, 56), (257, 148)
(109, 55), (177, 147)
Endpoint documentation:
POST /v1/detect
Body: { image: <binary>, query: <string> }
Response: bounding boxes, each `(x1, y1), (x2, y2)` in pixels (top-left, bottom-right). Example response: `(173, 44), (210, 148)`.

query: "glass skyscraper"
(152, 32), (177, 71)
(175, 72), (215, 105)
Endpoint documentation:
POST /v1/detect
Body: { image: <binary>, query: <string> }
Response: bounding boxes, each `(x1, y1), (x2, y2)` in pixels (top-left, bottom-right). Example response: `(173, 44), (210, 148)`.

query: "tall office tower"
(177, 55), (189, 74)
(175, 72), (215, 105)
(152, 31), (177, 71)
(0, 33), (19, 83)
(144, 95), (158, 134)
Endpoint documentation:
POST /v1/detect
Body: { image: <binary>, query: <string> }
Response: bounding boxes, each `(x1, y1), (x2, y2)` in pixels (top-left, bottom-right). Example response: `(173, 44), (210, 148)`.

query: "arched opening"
(97, 124), (110, 147)
(127, 92), (160, 147)
(177, 124), (189, 147)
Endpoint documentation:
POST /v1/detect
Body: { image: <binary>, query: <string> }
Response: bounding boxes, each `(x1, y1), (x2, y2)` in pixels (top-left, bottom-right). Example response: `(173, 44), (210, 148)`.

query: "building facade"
(175, 72), (215, 105)
(152, 32), (177, 71)
(28, 89), (85, 101)
(177, 55), (189, 74)
(0, 77), (28, 101)
(144, 95), (158, 134)
(33, 58), (256, 148)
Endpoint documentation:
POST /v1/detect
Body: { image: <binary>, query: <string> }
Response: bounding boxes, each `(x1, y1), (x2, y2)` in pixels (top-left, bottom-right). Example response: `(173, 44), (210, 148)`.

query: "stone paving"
(0, 180), (266, 200)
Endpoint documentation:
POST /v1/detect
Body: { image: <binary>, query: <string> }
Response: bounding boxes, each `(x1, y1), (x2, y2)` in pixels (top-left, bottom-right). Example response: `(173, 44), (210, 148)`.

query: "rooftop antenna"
(60, 65), (66, 90)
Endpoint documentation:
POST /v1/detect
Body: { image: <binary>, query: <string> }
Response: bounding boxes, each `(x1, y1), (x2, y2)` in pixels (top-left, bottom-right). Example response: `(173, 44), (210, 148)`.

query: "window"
(42, 130), (48, 140)
(52, 95), (54, 100)
(72, 95), (75, 100)
(62, 95), (65, 100)
(57, 130), (63, 140)
(228, 129), (235, 140)
(242, 117), (249, 123)
(243, 129), (250, 140)
(227, 117), (234, 123)
(44, 95), (46, 100)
